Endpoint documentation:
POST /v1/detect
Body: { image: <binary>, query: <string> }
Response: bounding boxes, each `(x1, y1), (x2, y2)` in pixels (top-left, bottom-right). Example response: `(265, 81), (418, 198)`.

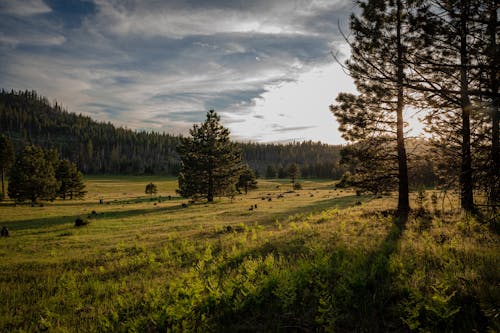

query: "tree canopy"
(177, 110), (243, 202)
(8, 145), (59, 203)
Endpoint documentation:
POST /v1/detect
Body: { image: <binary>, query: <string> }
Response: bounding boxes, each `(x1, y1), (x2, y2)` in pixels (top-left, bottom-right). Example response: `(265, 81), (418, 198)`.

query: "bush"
(293, 182), (302, 190)
(74, 217), (90, 227)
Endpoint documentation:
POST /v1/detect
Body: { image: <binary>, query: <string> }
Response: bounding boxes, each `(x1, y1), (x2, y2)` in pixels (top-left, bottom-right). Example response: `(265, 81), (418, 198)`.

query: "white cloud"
(224, 61), (356, 144)
(0, 0), (51, 16)
(0, 0), (357, 144)
(91, 0), (349, 39)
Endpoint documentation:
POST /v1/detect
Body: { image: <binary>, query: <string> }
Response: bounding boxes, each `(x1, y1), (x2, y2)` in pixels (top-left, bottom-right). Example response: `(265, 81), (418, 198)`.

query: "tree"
(408, 0), (485, 212)
(237, 165), (258, 194)
(277, 166), (287, 179)
(331, 0), (415, 215)
(0, 135), (14, 200)
(8, 145), (58, 203)
(288, 163), (300, 184)
(145, 182), (158, 197)
(265, 165), (277, 178)
(56, 159), (86, 200)
(176, 110), (243, 202)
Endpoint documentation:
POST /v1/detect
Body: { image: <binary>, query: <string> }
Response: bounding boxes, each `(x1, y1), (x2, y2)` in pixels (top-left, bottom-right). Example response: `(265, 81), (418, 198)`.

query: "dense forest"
(0, 90), (345, 178)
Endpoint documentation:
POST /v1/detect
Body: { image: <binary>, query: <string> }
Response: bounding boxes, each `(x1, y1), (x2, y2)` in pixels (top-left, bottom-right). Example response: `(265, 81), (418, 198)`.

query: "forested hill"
(0, 90), (344, 177)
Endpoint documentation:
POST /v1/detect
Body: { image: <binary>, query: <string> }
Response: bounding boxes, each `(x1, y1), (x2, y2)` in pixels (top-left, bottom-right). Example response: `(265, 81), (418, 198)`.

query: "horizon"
(0, 0), (357, 145)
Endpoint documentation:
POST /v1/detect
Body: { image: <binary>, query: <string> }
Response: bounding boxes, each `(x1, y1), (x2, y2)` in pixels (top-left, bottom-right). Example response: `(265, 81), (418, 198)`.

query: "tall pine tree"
(0, 135), (14, 200)
(56, 159), (86, 200)
(331, 0), (416, 215)
(409, 0), (498, 211)
(177, 110), (243, 202)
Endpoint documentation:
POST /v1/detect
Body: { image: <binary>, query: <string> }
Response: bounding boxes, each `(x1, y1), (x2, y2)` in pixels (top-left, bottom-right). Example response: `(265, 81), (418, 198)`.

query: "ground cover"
(0, 177), (498, 332)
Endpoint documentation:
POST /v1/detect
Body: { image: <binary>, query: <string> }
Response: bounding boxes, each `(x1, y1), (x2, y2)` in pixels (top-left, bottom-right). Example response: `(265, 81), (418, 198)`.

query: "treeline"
(242, 141), (344, 179)
(0, 90), (180, 175)
(0, 90), (344, 178)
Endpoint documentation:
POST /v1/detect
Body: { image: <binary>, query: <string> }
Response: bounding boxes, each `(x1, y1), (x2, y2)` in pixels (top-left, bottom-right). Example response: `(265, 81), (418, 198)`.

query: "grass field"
(0, 176), (498, 332)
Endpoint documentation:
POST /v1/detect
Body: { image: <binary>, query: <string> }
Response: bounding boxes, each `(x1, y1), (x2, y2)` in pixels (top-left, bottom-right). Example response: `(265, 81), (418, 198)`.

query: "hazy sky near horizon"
(0, 0), (358, 144)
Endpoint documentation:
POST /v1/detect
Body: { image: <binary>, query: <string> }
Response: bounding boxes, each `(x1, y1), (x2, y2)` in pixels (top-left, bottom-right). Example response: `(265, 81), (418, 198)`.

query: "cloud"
(274, 126), (317, 133)
(0, 0), (354, 144)
(0, 0), (51, 16)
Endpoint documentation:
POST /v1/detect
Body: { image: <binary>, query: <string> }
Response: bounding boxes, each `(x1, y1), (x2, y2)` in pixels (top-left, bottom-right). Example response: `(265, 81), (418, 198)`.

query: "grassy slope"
(0, 177), (498, 332)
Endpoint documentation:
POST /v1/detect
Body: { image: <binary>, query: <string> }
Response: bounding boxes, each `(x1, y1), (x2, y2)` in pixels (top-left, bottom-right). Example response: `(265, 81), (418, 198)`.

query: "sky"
(0, 0), (358, 144)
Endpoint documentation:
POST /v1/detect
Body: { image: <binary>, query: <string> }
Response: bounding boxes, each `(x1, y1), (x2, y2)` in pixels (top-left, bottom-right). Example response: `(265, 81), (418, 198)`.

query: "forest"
(0, 90), (345, 179)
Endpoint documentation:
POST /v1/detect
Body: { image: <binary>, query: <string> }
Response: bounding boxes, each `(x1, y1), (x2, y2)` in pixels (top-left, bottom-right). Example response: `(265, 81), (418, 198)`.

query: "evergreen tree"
(145, 182), (158, 197)
(176, 110), (243, 202)
(265, 165), (277, 179)
(0, 135), (14, 200)
(56, 159), (86, 200)
(331, 0), (417, 215)
(277, 166), (287, 179)
(288, 163), (300, 184)
(8, 145), (58, 203)
(410, 0), (499, 211)
(237, 165), (258, 194)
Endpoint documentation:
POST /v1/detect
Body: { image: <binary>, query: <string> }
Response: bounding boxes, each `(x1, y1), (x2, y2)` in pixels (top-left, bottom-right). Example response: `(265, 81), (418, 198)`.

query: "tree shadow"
(0, 204), (189, 232)
(205, 211), (409, 332)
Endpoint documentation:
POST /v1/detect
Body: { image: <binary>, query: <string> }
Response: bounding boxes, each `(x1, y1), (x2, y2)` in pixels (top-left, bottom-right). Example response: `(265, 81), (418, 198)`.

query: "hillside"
(0, 90), (344, 177)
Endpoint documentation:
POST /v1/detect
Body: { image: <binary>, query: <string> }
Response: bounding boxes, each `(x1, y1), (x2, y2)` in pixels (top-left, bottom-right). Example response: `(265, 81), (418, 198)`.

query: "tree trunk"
(1, 169), (5, 200)
(207, 167), (214, 202)
(488, 1), (499, 204)
(396, 0), (410, 215)
(459, 0), (474, 212)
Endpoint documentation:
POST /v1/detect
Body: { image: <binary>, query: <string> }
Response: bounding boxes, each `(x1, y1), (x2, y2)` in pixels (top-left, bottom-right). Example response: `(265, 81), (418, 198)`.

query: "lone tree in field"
(8, 145), (58, 203)
(145, 182), (158, 197)
(237, 164), (258, 194)
(288, 163), (300, 185)
(177, 110), (243, 202)
(0, 135), (15, 200)
(56, 159), (86, 200)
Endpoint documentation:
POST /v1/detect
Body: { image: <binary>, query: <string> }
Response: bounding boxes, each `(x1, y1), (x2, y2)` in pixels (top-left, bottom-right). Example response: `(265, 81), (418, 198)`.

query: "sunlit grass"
(0, 177), (498, 332)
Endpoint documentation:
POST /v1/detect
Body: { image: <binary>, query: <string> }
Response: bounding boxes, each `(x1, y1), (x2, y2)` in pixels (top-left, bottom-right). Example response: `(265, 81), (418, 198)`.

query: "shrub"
(74, 217), (90, 227)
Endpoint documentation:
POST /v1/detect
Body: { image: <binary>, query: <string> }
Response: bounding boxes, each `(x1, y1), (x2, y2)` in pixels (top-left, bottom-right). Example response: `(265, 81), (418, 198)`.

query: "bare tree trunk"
(459, 0), (475, 212)
(1, 169), (5, 200)
(396, 0), (410, 215)
(207, 167), (214, 202)
(487, 1), (499, 204)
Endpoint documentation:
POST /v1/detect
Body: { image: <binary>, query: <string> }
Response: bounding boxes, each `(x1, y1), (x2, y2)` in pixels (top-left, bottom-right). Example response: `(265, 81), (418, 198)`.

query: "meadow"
(0, 176), (498, 332)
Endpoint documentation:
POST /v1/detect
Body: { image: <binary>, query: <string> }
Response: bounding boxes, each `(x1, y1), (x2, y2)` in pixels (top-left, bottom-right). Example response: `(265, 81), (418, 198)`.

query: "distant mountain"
(0, 90), (344, 178)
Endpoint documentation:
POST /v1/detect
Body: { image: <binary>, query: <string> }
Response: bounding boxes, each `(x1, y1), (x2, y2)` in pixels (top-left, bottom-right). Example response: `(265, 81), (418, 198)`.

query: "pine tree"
(288, 163), (300, 185)
(331, 0), (415, 215)
(8, 145), (58, 203)
(176, 110), (243, 202)
(265, 165), (277, 179)
(0, 135), (14, 200)
(409, 0), (497, 212)
(237, 165), (258, 194)
(145, 182), (158, 197)
(56, 159), (86, 200)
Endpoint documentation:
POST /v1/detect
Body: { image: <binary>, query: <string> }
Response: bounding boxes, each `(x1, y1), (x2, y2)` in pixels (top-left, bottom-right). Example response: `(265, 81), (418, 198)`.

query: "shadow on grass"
(0, 195), (184, 208)
(1, 203), (189, 231)
(222, 194), (374, 228)
(201, 212), (409, 332)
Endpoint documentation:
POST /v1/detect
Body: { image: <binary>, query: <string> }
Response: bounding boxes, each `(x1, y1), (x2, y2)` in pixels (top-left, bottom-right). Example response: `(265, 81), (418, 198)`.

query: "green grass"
(0, 176), (498, 332)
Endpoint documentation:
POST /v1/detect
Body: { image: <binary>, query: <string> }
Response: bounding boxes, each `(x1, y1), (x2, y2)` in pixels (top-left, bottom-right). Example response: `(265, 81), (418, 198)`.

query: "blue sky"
(0, 0), (357, 144)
